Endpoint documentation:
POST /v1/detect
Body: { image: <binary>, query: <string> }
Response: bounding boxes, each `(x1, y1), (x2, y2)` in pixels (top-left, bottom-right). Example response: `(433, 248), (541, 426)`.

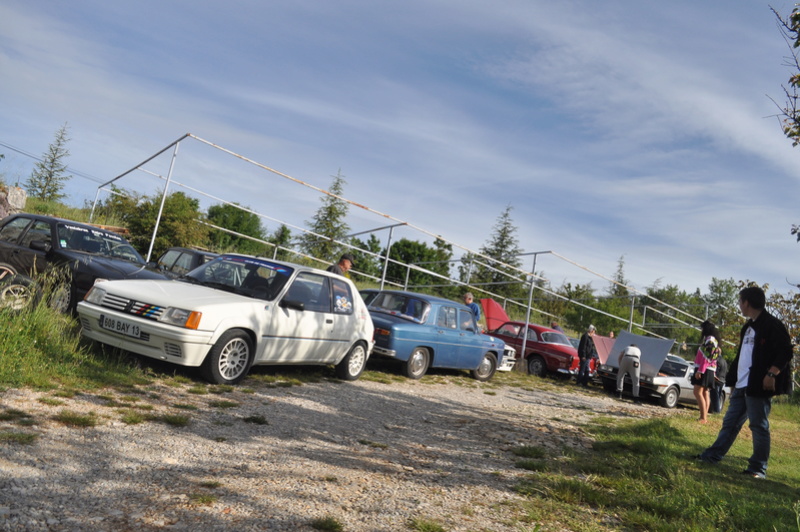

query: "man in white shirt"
(695, 286), (793, 479)
(616, 343), (642, 402)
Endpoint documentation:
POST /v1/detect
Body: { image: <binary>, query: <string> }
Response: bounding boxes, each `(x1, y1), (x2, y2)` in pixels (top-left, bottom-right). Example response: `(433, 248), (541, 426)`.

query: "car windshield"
(659, 357), (689, 377)
(368, 293), (430, 324)
(183, 255), (294, 300)
(538, 330), (572, 346)
(56, 223), (144, 264)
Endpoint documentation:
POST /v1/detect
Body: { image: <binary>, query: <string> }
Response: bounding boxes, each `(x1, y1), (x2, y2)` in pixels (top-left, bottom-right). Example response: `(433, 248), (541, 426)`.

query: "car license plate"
(99, 314), (141, 339)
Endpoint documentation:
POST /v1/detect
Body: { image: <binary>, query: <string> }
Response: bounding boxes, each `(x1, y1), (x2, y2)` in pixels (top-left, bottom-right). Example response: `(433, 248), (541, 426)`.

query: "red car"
(481, 298), (596, 377)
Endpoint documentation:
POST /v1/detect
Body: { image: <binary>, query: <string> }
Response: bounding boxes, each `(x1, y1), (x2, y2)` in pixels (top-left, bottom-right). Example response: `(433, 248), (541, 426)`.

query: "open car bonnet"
(604, 331), (675, 378)
(480, 298), (510, 332)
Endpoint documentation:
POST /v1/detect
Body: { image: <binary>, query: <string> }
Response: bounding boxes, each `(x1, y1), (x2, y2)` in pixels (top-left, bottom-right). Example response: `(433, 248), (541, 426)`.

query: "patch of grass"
(512, 445), (547, 459)
(210, 385), (235, 394)
(309, 516), (344, 531)
(52, 389), (78, 398)
(483, 390), (497, 395)
(160, 414), (191, 427)
(213, 436), (227, 442)
(119, 410), (146, 425)
(0, 431), (38, 444)
(407, 517), (446, 532)
(187, 386), (209, 395)
(209, 400), (239, 409)
(53, 410), (98, 428)
(188, 493), (218, 506)
(37, 397), (65, 406)
(198, 480), (223, 489)
(0, 408), (31, 422)
(0, 294), (152, 390)
(243, 415), (268, 425)
(514, 459), (548, 472)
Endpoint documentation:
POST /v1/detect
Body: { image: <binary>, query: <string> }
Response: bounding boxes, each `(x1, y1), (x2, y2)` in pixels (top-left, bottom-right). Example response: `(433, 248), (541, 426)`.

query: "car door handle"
(326, 319), (333, 324)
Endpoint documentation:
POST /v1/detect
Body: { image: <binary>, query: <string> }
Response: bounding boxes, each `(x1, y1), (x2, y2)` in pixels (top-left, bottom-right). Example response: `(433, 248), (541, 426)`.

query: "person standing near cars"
(692, 319), (722, 422)
(463, 292), (481, 320)
(327, 253), (355, 276)
(576, 325), (596, 387)
(710, 355), (728, 414)
(692, 336), (720, 424)
(695, 286), (793, 479)
(617, 343), (642, 402)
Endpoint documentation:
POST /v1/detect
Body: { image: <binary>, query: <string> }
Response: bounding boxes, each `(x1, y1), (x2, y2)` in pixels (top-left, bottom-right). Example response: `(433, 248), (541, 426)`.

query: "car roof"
(4, 213), (127, 236)
(367, 289), (471, 310)
(216, 253), (355, 281)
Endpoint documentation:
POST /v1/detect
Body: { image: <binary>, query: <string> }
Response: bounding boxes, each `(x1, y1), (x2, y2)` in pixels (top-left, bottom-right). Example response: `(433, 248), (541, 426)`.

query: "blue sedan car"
(366, 290), (515, 381)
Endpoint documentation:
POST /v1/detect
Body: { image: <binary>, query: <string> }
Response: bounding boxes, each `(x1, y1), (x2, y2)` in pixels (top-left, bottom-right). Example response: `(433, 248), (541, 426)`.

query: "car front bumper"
(77, 302), (215, 367)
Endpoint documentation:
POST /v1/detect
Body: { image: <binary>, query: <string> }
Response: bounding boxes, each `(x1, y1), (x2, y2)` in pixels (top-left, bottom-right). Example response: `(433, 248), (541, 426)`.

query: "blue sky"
(2, 1), (800, 296)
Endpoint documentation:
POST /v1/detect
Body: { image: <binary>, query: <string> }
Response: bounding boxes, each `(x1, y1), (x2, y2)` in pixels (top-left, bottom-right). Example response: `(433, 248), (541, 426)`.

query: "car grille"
(164, 343), (183, 358)
(97, 293), (166, 321)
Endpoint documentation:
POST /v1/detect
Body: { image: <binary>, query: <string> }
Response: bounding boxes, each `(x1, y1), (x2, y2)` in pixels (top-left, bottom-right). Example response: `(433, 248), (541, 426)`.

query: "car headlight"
(84, 286), (107, 304)
(159, 308), (202, 329)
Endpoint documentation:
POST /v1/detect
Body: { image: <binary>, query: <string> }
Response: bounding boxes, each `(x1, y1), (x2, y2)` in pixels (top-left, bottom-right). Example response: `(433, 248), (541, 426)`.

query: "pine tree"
(26, 123), (72, 202)
(298, 170), (350, 261)
(473, 205), (524, 299)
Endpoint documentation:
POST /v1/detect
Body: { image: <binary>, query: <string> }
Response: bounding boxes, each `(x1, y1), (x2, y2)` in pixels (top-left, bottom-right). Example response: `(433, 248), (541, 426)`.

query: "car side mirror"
(280, 298), (305, 311)
(30, 240), (51, 253)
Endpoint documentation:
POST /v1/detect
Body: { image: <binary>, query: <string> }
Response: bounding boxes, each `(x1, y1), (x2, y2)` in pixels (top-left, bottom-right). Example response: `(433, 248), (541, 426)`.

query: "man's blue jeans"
(700, 387), (772, 477)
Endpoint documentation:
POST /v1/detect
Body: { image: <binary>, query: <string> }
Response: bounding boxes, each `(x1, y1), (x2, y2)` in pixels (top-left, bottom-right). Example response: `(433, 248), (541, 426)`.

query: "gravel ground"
(0, 373), (655, 532)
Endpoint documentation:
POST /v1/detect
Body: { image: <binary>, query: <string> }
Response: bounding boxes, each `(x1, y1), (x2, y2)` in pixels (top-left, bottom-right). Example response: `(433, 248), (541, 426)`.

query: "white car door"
(261, 272), (335, 363)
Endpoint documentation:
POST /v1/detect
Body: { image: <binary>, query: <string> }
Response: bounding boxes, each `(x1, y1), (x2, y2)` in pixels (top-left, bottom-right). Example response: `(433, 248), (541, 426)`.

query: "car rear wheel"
(0, 274), (39, 311)
(335, 342), (368, 381)
(527, 355), (546, 377)
(471, 352), (497, 381)
(201, 330), (254, 385)
(659, 386), (679, 408)
(403, 347), (430, 379)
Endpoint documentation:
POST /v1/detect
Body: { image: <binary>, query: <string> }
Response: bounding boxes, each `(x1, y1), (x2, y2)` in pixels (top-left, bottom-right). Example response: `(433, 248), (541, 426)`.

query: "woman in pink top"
(691, 321), (722, 423)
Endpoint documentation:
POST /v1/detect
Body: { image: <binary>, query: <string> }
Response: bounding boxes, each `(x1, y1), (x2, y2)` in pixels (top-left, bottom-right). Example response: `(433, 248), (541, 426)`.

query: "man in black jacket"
(696, 286), (793, 478)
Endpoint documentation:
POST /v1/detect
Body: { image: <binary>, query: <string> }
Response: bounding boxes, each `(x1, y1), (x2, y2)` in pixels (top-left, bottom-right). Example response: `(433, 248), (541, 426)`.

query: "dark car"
(367, 290), (515, 381)
(489, 321), (593, 377)
(0, 213), (169, 312)
(154, 247), (218, 278)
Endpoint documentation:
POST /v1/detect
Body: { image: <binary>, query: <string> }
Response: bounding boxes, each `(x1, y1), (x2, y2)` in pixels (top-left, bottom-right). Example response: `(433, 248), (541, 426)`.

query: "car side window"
(458, 309), (475, 332)
(497, 323), (520, 337)
(0, 217), (32, 244)
(20, 221), (52, 248)
(436, 306), (457, 329)
(158, 250), (181, 270)
(172, 252), (196, 275)
(331, 278), (354, 315)
(526, 328), (538, 342)
(287, 272), (331, 313)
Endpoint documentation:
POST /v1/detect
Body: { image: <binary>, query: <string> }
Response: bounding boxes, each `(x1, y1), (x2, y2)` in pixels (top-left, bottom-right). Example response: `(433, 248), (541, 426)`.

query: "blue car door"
(432, 304), (460, 367)
(453, 309), (486, 369)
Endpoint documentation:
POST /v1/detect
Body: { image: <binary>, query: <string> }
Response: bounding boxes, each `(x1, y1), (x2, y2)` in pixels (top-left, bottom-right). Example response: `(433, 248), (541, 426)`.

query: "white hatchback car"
(77, 254), (374, 384)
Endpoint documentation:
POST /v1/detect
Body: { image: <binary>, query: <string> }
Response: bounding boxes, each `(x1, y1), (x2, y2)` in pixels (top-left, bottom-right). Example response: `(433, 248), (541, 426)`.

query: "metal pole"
(379, 225), (396, 290)
(145, 141), (180, 263)
(628, 296), (636, 332)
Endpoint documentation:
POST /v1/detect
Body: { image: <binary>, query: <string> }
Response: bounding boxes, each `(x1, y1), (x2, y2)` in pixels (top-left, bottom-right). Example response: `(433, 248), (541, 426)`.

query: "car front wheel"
(471, 352), (497, 381)
(202, 330), (254, 385)
(527, 355), (546, 377)
(659, 386), (679, 408)
(335, 342), (368, 381)
(403, 347), (430, 379)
